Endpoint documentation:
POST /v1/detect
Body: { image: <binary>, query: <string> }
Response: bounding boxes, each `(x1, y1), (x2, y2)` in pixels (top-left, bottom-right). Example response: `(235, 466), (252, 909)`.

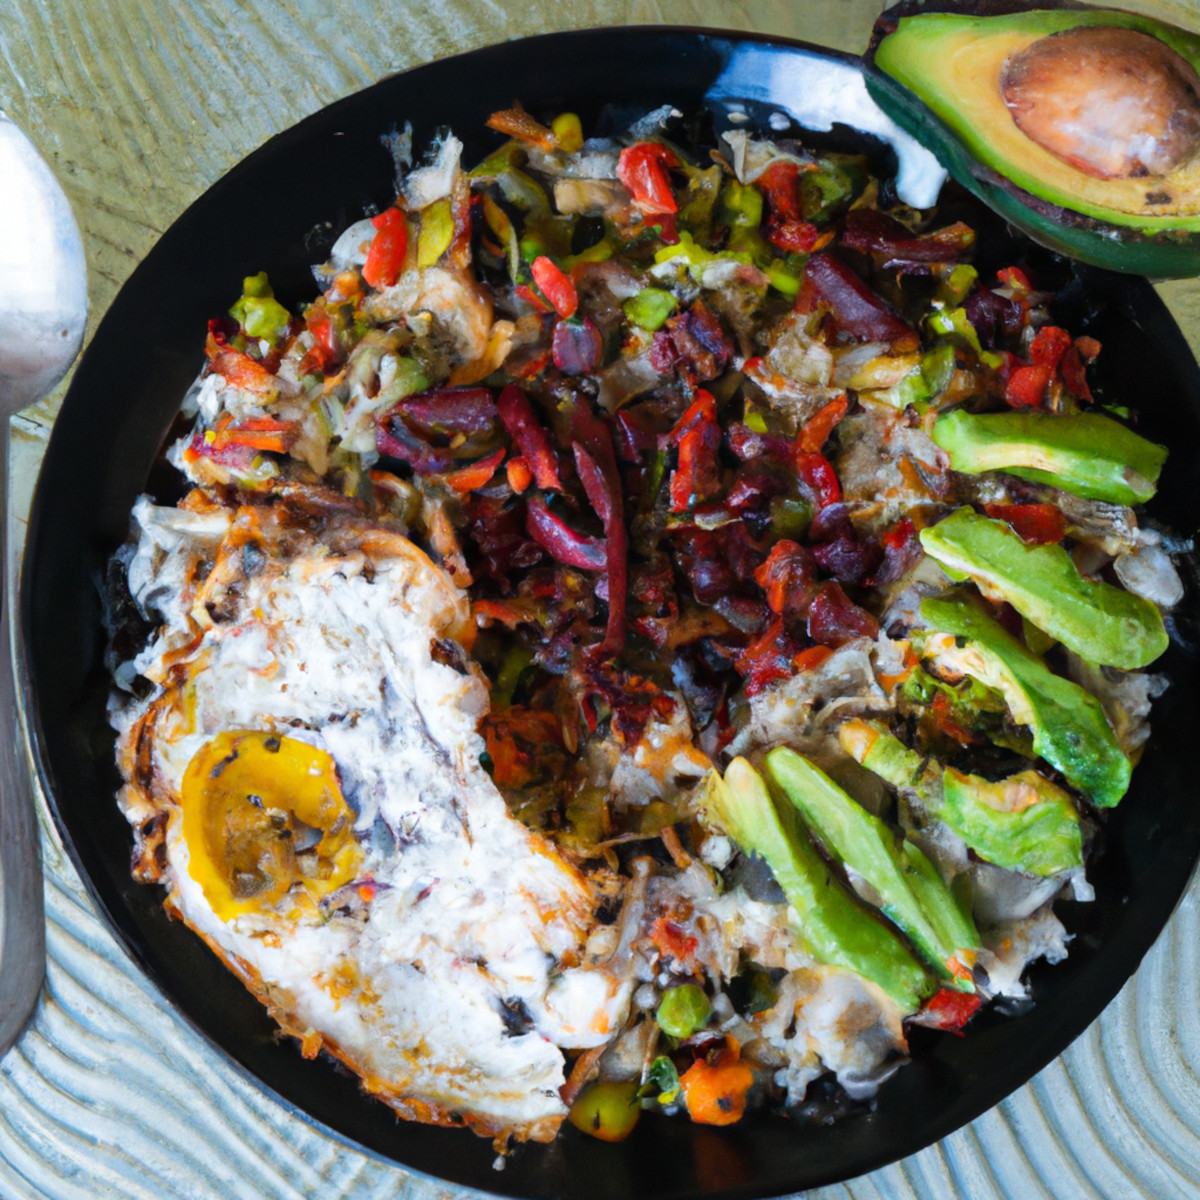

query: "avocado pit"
(1000, 25), (1200, 180)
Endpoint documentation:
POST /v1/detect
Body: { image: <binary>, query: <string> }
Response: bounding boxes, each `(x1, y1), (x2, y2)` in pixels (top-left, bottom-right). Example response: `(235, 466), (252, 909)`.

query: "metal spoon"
(0, 111), (87, 1055)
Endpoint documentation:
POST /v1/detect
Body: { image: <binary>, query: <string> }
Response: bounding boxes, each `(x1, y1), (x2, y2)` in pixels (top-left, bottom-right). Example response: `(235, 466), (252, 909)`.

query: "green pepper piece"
(936, 263), (978, 307)
(644, 1055), (682, 1105)
(229, 271), (291, 344)
(841, 721), (1083, 876)
(699, 759), (930, 1011)
(765, 748), (978, 983)
(919, 595), (1131, 806)
(623, 287), (677, 331)
(796, 153), (868, 224)
(417, 198), (455, 268)
(927, 306), (1004, 370)
(932, 408), (1167, 506)
(919, 507), (1168, 670)
(898, 341), (956, 410)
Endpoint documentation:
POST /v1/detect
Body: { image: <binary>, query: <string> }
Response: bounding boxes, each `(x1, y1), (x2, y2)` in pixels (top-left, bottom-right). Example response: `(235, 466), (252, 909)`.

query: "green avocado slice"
(918, 595), (1131, 807)
(931, 409), (1167, 506)
(919, 507), (1168, 670)
(764, 747), (978, 984)
(698, 759), (930, 1011)
(840, 720), (1083, 878)
(866, 9), (1200, 276)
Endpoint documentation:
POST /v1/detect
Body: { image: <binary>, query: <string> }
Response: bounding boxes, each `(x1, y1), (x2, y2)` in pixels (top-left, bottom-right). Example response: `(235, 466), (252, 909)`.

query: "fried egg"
(112, 485), (629, 1144)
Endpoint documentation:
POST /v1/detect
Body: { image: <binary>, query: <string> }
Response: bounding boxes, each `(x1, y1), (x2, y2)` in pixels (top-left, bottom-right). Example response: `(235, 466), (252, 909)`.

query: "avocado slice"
(866, 8), (1200, 277)
(764, 747), (979, 984)
(932, 408), (1167, 506)
(698, 759), (931, 1010)
(919, 507), (1168, 671)
(918, 595), (1131, 807)
(840, 720), (1083, 878)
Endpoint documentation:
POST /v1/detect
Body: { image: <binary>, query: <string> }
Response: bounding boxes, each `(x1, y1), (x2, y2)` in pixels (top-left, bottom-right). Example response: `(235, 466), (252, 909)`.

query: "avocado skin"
(865, 4), (1200, 277)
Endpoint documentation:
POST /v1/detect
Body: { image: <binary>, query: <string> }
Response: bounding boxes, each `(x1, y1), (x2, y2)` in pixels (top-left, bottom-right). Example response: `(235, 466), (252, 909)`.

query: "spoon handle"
(0, 420), (45, 1055)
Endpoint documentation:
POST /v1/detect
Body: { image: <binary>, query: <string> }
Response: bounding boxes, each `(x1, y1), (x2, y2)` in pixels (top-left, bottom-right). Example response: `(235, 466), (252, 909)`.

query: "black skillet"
(20, 26), (1200, 1200)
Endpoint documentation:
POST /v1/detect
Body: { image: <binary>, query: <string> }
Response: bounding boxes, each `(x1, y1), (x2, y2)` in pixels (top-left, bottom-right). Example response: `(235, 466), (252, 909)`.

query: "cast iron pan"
(20, 26), (1200, 1200)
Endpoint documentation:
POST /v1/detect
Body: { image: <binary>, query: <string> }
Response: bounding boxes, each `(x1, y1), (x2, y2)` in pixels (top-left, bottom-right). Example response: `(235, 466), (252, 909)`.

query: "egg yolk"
(180, 730), (363, 920)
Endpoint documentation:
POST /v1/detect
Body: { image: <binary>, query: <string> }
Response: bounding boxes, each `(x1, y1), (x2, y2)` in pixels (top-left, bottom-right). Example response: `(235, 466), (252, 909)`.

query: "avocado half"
(864, 3), (1200, 277)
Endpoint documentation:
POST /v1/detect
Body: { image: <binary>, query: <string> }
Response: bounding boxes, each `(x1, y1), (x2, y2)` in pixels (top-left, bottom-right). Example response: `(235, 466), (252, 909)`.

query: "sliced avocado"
(932, 409), (1167, 506)
(866, 8), (1200, 277)
(698, 759), (930, 1010)
(840, 720), (1083, 878)
(764, 747), (979, 983)
(942, 767), (1083, 878)
(918, 595), (1131, 807)
(919, 507), (1168, 671)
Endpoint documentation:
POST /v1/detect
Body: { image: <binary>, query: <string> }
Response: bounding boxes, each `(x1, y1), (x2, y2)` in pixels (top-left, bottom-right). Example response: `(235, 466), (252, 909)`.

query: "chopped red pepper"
(208, 415), (296, 455)
(757, 161), (820, 254)
(514, 283), (552, 313)
(792, 644), (834, 672)
(794, 451), (842, 509)
(983, 502), (1067, 544)
(797, 392), (850, 454)
(916, 988), (984, 1034)
(1028, 325), (1072, 369)
(1004, 362), (1052, 408)
(209, 348), (277, 393)
(668, 391), (722, 513)
(1059, 335), (1101, 403)
(362, 207), (407, 290)
(506, 455), (533, 493)
(736, 617), (802, 697)
(616, 142), (679, 215)
(807, 580), (880, 648)
(753, 540), (818, 619)
(530, 255), (579, 319)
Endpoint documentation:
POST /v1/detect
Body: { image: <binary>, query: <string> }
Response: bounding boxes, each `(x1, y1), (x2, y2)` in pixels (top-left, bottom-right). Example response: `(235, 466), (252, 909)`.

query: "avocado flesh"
(918, 595), (1131, 807)
(867, 9), (1200, 276)
(698, 759), (930, 1010)
(932, 408), (1167, 506)
(919, 507), (1168, 671)
(841, 720), (1083, 878)
(765, 747), (979, 983)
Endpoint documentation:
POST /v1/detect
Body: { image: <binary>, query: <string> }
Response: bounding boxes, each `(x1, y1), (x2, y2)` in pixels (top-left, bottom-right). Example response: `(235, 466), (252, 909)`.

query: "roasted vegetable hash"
(109, 101), (1184, 1148)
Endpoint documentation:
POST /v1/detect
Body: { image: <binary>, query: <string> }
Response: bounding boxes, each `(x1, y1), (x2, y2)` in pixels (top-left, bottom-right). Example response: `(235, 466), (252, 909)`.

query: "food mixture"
(107, 101), (1183, 1150)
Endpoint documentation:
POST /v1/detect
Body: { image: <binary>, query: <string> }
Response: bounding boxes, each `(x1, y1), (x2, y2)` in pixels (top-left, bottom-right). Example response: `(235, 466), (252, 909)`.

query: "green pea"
(656, 983), (711, 1039)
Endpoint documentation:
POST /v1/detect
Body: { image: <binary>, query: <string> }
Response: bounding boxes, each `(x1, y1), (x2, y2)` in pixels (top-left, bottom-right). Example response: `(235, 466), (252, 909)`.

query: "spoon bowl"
(0, 111), (86, 1055)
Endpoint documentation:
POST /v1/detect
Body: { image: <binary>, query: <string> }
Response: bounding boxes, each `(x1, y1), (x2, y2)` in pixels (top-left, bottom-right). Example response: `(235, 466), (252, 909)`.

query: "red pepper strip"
(497, 384), (563, 490)
(395, 387), (497, 436)
(793, 644), (834, 672)
(472, 597), (547, 630)
(794, 451), (841, 509)
(841, 208), (974, 267)
(485, 105), (557, 150)
(917, 988), (983, 1034)
(1028, 325), (1072, 369)
(983, 502), (1066, 545)
(757, 161), (820, 254)
(209, 415), (296, 454)
(616, 142), (679, 215)
(301, 305), (341, 373)
(530, 255), (578, 319)
(362, 207), (407, 290)
(209, 348), (277, 393)
(798, 392), (850, 454)
(524, 493), (607, 570)
(997, 265), (1032, 293)
(667, 390), (721, 513)
(801, 253), (919, 351)
(1004, 363), (1051, 408)
(442, 446), (506, 494)
(514, 283), (552, 314)
(1060, 335), (1100, 402)
(572, 403), (628, 655)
